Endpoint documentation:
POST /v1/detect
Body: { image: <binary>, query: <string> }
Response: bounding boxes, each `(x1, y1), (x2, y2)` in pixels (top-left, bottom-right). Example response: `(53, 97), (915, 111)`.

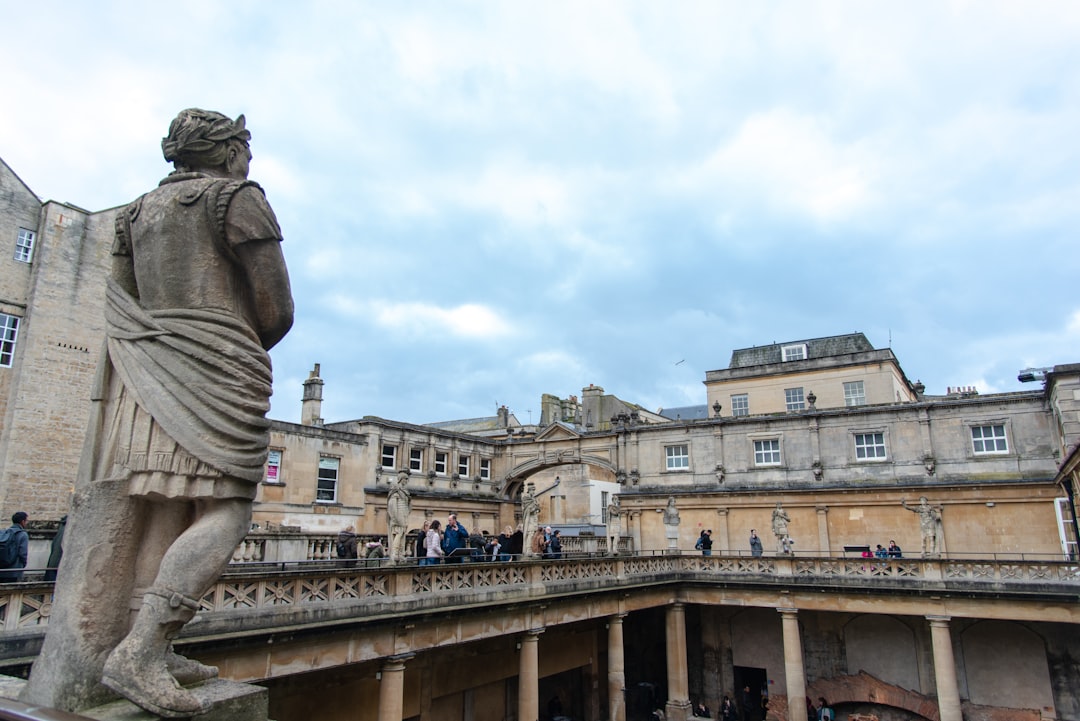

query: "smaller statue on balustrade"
(387, 469), (412, 564)
(771, 502), (791, 554)
(520, 482), (541, 558)
(606, 494), (622, 556)
(663, 496), (680, 526)
(902, 496), (943, 557)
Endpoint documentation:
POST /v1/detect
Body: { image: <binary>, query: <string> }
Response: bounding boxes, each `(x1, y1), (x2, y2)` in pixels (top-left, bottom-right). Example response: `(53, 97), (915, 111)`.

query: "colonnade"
(370, 605), (964, 721)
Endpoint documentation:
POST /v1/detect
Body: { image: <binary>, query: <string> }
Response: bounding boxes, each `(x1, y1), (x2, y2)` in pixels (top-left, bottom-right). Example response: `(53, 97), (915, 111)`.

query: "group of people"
(407, 515), (566, 565)
(694, 686), (765, 721)
(863, 540), (903, 559)
(416, 513), (472, 565)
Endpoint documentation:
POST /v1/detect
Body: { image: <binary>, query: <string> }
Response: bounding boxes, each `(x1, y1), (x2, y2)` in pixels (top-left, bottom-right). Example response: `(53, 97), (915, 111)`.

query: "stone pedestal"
(2, 676), (269, 721)
(664, 527), (679, 554)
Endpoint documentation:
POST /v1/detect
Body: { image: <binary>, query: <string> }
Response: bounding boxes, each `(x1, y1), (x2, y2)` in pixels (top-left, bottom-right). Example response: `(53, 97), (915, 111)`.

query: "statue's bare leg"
(127, 501), (216, 685)
(103, 498), (250, 718)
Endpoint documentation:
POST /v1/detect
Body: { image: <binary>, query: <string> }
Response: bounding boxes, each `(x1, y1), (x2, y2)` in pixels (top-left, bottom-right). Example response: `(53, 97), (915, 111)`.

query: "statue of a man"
(387, 470), (412, 564)
(606, 494), (622, 555)
(520, 482), (541, 558)
(771, 502), (790, 553)
(23, 109), (293, 718)
(903, 496), (943, 557)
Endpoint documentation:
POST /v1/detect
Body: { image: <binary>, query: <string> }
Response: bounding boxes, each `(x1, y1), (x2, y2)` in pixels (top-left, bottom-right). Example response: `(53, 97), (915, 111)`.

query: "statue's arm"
(235, 239), (294, 350)
(225, 186), (295, 350)
(111, 204), (138, 297)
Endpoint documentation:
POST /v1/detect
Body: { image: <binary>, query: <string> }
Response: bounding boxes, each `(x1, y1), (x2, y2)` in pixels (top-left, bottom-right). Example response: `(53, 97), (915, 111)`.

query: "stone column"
(815, 506), (830, 556)
(519, 629), (544, 721)
(608, 614), (627, 721)
(927, 616), (962, 721)
(664, 603), (692, 721)
(778, 609), (807, 721)
(378, 653), (414, 721)
(716, 508), (730, 554)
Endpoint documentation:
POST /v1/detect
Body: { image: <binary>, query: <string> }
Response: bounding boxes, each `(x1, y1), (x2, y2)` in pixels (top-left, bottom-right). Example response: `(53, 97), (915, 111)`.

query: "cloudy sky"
(4, 2), (1080, 425)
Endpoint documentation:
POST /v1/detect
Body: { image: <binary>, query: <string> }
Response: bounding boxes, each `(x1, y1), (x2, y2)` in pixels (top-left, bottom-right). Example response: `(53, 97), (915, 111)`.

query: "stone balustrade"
(0, 554), (1076, 636)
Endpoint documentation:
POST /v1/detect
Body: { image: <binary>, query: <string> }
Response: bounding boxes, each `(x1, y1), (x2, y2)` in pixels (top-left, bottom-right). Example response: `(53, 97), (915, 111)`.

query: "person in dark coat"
(547, 530), (563, 559)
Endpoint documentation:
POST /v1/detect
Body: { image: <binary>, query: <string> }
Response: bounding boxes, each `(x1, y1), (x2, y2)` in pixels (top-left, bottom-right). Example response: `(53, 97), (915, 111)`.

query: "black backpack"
(0, 527), (25, 569)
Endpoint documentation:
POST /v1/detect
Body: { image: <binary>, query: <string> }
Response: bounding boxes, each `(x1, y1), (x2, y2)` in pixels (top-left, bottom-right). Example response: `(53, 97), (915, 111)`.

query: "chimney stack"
(302, 363), (324, 426)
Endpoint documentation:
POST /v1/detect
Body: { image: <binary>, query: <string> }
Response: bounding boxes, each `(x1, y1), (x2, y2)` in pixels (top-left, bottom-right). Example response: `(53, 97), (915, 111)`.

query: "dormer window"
(781, 343), (807, 362)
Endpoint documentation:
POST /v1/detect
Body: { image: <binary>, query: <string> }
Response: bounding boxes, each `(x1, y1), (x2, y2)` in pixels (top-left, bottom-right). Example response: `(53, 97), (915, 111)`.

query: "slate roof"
(729, 332), (874, 368)
(657, 405), (710, 421)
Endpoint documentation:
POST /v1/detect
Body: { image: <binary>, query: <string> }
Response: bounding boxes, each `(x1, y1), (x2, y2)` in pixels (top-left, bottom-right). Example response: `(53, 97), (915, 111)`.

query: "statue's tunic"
(100, 173), (281, 500)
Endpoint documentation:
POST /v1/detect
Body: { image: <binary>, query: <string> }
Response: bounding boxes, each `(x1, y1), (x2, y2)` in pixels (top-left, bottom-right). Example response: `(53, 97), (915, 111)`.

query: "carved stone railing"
(2, 554), (1078, 634)
(229, 532), (630, 566)
(230, 533), (388, 564)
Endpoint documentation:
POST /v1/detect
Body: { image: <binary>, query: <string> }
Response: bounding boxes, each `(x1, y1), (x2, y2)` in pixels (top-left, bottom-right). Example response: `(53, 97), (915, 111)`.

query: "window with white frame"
(316, 457), (339, 502)
(731, 394), (749, 417)
(781, 343), (807, 362)
(754, 439), (781, 466)
(435, 451), (448, 475)
(601, 491), (609, 524)
(381, 444), (397, 469)
(785, 387), (805, 411)
(854, 432), (887, 460)
(0, 314), (18, 367)
(458, 454), (471, 477)
(14, 229), (35, 263)
(666, 444), (689, 471)
(479, 458), (491, 481)
(971, 424), (1008, 454)
(265, 449), (283, 483)
(409, 447), (423, 473)
(843, 380), (866, 407)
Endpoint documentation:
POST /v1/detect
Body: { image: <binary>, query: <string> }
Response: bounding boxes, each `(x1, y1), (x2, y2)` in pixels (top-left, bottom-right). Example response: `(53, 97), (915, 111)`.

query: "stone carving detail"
(923, 454), (937, 476)
(714, 463), (725, 483)
(22, 109), (293, 718)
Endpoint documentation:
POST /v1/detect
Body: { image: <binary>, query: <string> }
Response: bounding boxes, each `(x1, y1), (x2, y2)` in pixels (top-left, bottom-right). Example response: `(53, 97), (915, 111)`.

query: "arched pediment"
(505, 452), (616, 483)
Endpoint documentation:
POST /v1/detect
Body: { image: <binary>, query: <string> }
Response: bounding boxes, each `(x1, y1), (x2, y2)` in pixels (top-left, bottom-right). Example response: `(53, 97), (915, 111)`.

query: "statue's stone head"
(162, 108), (252, 175)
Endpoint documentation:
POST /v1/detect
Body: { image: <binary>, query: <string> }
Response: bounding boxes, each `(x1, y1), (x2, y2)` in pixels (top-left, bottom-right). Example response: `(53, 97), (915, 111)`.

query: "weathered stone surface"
(1, 676), (267, 721)
(81, 680), (268, 721)
(20, 108), (293, 718)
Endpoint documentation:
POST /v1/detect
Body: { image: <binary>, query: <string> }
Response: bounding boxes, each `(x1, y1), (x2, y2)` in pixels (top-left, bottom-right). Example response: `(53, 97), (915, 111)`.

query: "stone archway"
(808, 671), (940, 721)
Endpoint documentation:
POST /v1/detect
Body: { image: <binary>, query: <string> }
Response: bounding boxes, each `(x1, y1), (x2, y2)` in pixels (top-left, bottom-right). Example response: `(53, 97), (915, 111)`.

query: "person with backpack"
(696, 529), (713, 556)
(336, 525), (358, 561)
(0, 511), (30, 582)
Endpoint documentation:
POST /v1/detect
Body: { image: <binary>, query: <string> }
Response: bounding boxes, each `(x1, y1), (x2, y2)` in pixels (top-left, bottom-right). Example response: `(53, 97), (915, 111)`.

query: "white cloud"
(686, 109), (876, 222)
(354, 299), (515, 341)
